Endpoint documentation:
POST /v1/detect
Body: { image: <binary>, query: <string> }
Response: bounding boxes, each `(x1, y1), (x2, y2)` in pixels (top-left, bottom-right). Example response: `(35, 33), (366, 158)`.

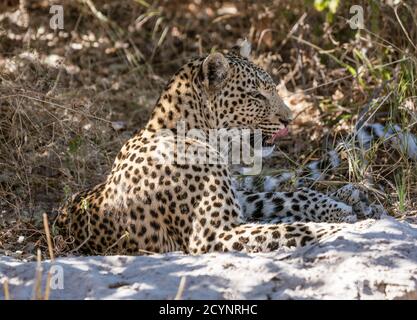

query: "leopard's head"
(199, 40), (293, 146)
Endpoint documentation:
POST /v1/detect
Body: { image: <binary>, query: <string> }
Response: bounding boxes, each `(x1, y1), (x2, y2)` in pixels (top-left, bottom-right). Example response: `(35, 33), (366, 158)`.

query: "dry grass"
(0, 0), (416, 260)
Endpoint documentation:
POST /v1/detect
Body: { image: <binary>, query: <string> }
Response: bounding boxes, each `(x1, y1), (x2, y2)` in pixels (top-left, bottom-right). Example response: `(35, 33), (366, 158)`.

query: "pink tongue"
(267, 127), (289, 143)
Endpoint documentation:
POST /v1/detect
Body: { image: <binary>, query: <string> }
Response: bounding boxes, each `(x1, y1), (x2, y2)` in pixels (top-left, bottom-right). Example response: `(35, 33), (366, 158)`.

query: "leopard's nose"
(281, 119), (290, 127)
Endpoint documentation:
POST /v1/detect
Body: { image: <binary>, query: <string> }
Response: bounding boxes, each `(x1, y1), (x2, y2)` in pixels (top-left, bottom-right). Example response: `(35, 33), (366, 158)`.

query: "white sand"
(1, 216), (417, 300)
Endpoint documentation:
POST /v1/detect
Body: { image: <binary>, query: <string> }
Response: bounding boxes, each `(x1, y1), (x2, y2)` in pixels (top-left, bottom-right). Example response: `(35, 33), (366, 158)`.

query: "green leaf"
(68, 136), (83, 154)
(328, 0), (339, 13)
(314, 0), (328, 12)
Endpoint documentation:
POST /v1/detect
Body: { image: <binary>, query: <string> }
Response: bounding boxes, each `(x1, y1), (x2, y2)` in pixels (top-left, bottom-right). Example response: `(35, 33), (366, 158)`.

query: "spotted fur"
(57, 44), (380, 255)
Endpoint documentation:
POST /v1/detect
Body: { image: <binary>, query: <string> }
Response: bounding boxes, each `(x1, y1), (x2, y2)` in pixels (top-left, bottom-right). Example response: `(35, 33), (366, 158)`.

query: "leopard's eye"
(249, 91), (266, 100)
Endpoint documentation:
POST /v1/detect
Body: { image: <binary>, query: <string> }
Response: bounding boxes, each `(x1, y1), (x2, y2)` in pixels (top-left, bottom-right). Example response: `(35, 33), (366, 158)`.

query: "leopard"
(57, 41), (382, 255)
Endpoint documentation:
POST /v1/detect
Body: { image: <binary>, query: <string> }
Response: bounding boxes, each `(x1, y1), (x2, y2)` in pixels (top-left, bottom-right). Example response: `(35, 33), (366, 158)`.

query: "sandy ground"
(1, 216), (417, 300)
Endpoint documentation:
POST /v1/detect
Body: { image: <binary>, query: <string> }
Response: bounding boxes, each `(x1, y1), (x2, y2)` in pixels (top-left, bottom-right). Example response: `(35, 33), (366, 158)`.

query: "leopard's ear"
(202, 52), (230, 93)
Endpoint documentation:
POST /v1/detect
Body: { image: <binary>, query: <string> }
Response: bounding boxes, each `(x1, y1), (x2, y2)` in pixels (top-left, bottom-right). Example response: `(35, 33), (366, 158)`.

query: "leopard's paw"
(331, 184), (385, 220)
